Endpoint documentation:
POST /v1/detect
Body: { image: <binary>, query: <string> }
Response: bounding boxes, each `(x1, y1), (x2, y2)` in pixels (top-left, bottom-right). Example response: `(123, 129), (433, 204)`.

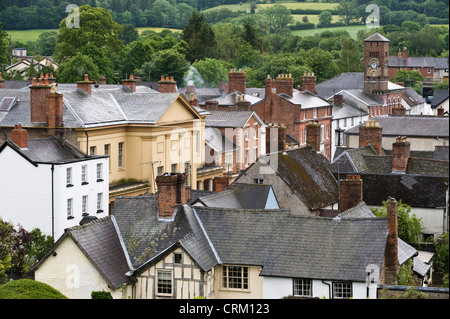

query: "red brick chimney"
(0, 72), (4, 89)
(158, 76), (177, 93)
(339, 174), (363, 212)
(391, 106), (406, 115)
(264, 75), (273, 120)
(45, 89), (63, 136)
(301, 72), (316, 94)
(306, 121), (321, 152)
(189, 93), (199, 107)
(11, 124), (28, 148)
(213, 176), (229, 193)
(77, 74), (92, 95)
(275, 74), (294, 97)
(30, 76), (52, 123)
(99, 75), (107, 85)
(155, 173), (189, 218)
(391, 136), (410, 173)
(122, 74), (136, 92)
(235, 94), (251, 110)
(383, 197), (399, 285)
(219, 81), (228, 93)
(334, 93), (343, 107)
(359, 120), (383, 155)
(437, 107), (444, 116)
(228, 69), (246, 94)
(203, 100), (219, 111)
(402, 47), (408, 60)
(48, 73), (56, 85)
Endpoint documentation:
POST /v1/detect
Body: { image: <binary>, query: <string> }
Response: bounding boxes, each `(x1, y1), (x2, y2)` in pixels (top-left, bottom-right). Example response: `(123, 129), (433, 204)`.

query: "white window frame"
(82, 195), (88, 215)
(67, 198), (73, 218)
(293, 278), (312, 297)
(96, 163), (103, 181)
(222, 265), (249, 290)
(66, 167), (72, 186)
(97, 193), (103, 212)
(81, 165), (88, 184)
(156, 270), (173, 296)
(118, 142), (124, 169)
(332, 282), (352, 299)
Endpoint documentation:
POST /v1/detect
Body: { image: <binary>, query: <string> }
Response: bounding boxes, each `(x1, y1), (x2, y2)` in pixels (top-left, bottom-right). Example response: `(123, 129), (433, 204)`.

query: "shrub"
(91, 290), (113, 299)
(0, 279), (67, 299)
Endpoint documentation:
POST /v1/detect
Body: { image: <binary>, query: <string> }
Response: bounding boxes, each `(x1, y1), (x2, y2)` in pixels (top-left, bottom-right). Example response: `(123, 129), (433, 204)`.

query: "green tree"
(192, 58), (228, 87)
(337, 0), (359, 26)
(337, 36), (364, 72)
(57, 52), (101, 83)
(35, 31), (58, 56)
(260, 4), (293, 34)
(119, 24), (139, 45)
(434, 232), (449, 287)
(318, 10), (333, 28)
(181, 11), (215, 62)
(391, 69), (424, 94)
(141, 48), (189, 83)
(373, 200), (424, 243)
(118, 41), (154, 76)
(55, 5), (123, 63)
(298, 48), (340, 83)
(0, 22), (9, 68)
(212, 23), (242, 62)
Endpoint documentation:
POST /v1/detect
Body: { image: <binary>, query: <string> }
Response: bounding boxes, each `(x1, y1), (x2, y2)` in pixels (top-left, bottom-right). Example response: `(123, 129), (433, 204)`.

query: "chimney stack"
(235, 94), (251, 110)
(228, 69), (246, 94)
(30, 75), (52, 123)
(122, 74), (136, 92)
(402, 47), (408, 60)
(77, 74), (92, 95)
(158, 76), (177, 93)
(359, 120), (383, 155)
(213, 176), (229, 193)
(185, 80), (196, 94)
(275, 74), (294, 97)
(383, 197), (399, 285)
(11, 124), (28, 149)
(99, 75), (107, 85)
(301, 72), (317, 94)
(45, 85), (63, 136)
(155, 173), (189, 218)
(339, 175), (363, 212)
(306, 121), (321, 152)
(437, 107), (444, 116)
(219, 81), (228, 93)
(0, 72), (4, 89)
(189, 93), (199, 107)
(391, 106), (406, 115)
(203, 100), (219, 111)
(48, 73), (56, 85)
(391, 136), (410, 173)
(334, 93), (344, 107)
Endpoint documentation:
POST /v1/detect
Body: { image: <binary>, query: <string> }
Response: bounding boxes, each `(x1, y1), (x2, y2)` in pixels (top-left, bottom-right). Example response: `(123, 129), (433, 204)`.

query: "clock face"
(370, 61), (378, 69)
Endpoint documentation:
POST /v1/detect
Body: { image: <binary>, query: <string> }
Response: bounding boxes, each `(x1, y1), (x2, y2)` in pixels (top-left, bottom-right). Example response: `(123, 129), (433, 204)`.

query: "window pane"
(157, 271), (172, 294)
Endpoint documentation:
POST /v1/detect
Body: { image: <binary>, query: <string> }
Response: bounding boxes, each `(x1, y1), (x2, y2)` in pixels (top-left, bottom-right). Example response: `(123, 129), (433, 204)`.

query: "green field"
(292, 14), (340, 24)
(203, 1), (338, 13)
(292, 25), (369, 39)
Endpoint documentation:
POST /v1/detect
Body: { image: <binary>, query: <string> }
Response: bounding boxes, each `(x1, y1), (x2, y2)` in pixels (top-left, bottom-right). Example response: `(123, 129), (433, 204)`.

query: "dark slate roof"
(274, 146), (339, 210)
(431, 90), (449, 108)
(33, 216), (135, 289)
(1, 136), (103, 164)
(281, 90), (330, 109)
(388, 56), (448, 69)
(194, 206), (388, 282)
(433, 146), (449, 161)
(402, 87), (426, 108)
(195, 183), (275, 209)
(111, 196), (218, 272)
(344, 115), (449, 137)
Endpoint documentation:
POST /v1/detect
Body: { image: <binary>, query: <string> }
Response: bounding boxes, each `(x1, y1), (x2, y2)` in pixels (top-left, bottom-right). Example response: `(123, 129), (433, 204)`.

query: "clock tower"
(364, 32), (390, 94)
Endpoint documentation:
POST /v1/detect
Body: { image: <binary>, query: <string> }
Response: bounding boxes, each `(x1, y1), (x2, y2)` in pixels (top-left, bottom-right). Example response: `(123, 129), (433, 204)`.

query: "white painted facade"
(262, 277), (377, 299)
(0, 144), (109, 239)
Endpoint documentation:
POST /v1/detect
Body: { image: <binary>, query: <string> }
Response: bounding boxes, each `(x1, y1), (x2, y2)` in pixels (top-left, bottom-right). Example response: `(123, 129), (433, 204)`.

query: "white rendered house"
(0, 125), (109, 239)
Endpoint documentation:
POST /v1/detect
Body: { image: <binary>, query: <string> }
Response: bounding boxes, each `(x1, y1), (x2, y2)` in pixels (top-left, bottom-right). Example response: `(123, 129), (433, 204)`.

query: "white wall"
(0, 145), (109, 239)
(262, 277), (375, 299)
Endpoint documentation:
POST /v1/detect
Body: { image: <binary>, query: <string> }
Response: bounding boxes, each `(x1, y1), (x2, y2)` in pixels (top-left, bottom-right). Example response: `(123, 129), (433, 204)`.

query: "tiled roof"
(388, 56), (448, 69)
(344, 115), (449, 137)
(281, 90), (330, 108)
(365, 32), (390, 42)
(205, 110), (255, 128)
(194, 206), (388, 281)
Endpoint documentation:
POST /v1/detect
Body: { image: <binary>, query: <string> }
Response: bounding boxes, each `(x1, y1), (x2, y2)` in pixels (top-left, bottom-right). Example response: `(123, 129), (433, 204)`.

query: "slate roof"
(274, 146), (339, 210)
(205, 110), (256, 128)
(388, 56), (449, 70)
(344, 115), (449, 138)
(338, 201), (430, 277)
(32, 215), (135, 289)
(194, 206), (388, 282)
(281, 90), (331, 109)
(1, 136), (105, 164)
(431, 90), (449, 109)
(365, 32), (390, 42)
(194, 183), (276, 209)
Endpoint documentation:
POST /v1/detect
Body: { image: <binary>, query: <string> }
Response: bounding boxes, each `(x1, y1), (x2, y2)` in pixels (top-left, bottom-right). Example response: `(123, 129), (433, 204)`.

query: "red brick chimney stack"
(0, 72), (4, 89)
(391, 136), (410, 173)
(359, 120), (383, 155)
(334, 94), (344, 107)
(228, 69), (246, 94)
(11, 124), (28, 149)
(301, 72), (317, 94)
(30, 74), (52, 123)
(391, 106), (406, 115)
(213, 176), (229, 193)
(383, 197), (399, 285)
(306, 121), (321, 152)
(158, 75), (177, 93)
(339, 174), (363, 212)
(437, 107), (444, 116)
(402, 47), (408, 60)
(275, 74), (294, 97)
(45, 87), (64, 136)
(189, 93), (199, 107)
(156, 173), (190, 218)
(122, 74), (136, 92)
(77, 74), (92, 95)
(99, 75), (107, 85)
